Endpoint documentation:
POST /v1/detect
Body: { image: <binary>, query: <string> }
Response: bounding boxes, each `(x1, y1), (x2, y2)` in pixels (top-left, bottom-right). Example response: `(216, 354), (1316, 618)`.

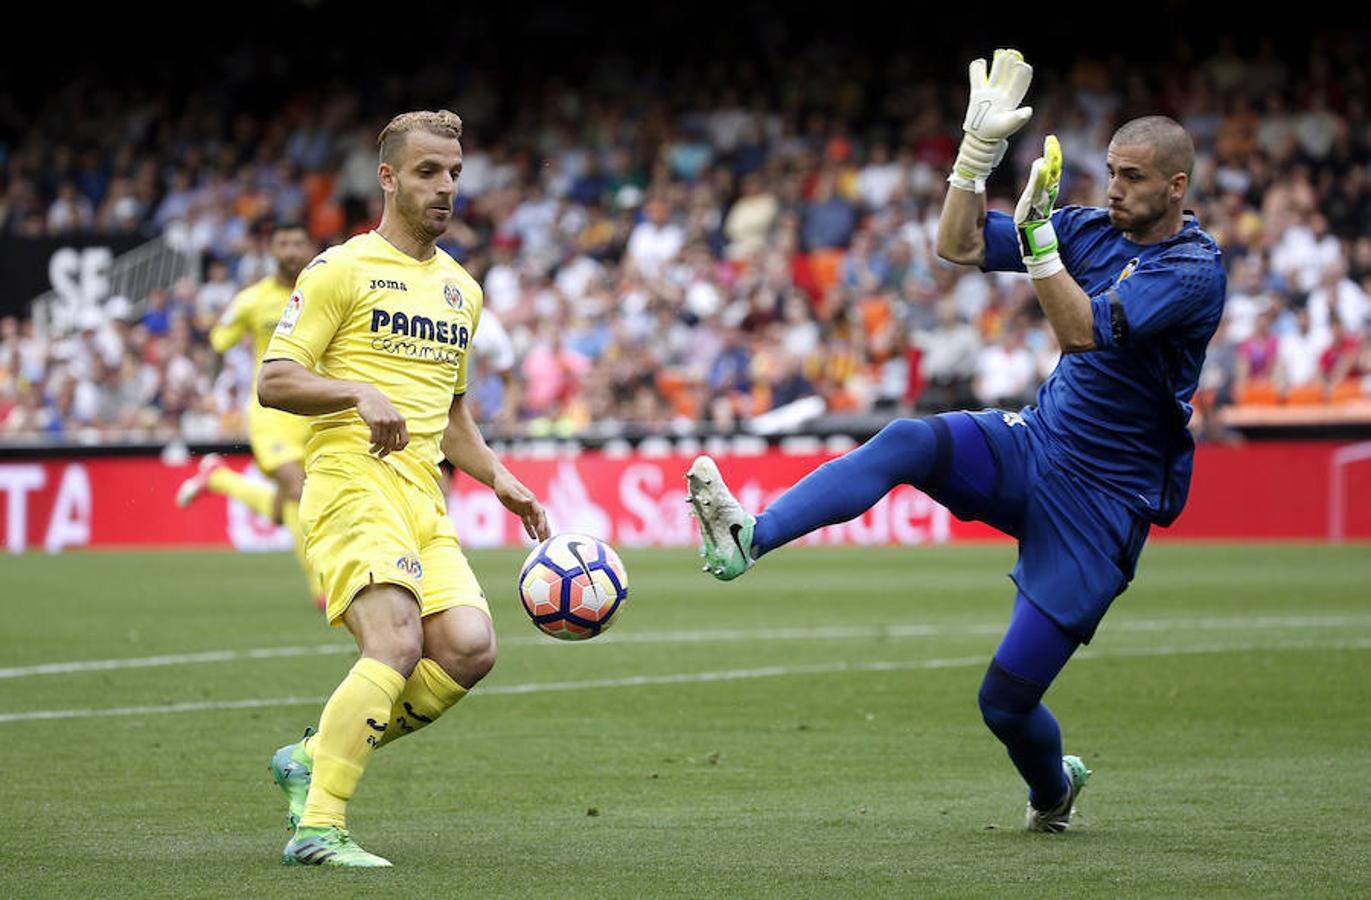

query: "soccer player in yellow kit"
(258, 110), (549, 868)
(176, 223), (321, 607)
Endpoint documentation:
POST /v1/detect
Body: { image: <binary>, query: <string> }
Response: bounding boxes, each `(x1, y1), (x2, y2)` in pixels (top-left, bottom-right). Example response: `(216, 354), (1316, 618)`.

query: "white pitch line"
(0, 696), (325, 723)
(0, 644), (357, 680)
(2, 638), (1368, 725)
(4, 613), (1371, 681)
(600, 614), (1371, 645)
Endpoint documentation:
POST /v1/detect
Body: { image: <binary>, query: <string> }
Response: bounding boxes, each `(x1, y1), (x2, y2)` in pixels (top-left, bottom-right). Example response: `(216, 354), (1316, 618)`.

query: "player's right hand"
(494, 470), (550, 542)
(950, 48), (1034, 191)
(355, 385), (409, 457)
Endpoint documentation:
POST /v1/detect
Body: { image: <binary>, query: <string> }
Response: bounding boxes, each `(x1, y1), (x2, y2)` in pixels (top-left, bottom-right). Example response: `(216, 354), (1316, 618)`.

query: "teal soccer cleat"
(1026, 755), (1092, 833)
(269, 726), (314, 829)
(282, 826), (392, 867)
(686, 456), (757, 581)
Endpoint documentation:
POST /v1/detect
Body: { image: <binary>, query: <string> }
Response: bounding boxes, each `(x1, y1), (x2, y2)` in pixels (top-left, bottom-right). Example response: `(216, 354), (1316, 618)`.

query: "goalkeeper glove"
(949, 48), (1034, 194)
(1015, 134), (1064, 279)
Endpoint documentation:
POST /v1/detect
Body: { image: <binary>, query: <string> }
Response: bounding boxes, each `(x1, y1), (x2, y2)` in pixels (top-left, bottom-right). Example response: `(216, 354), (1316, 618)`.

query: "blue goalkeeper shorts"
(931, 409), (1150, 642)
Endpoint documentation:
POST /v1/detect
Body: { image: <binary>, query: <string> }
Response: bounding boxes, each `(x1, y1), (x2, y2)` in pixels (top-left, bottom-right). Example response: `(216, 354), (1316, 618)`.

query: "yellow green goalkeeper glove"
(949, 48), (1034, 193)
(1015, 134), (1064, 279)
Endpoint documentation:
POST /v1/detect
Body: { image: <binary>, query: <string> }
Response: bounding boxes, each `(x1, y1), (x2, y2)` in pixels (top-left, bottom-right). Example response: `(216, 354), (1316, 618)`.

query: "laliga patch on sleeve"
(276, 290), (304, 334)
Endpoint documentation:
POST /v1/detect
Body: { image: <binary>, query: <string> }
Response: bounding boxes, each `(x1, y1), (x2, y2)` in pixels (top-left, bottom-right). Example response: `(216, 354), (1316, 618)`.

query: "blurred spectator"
(520, 325), (591, 417)
(1272, 212), (1342, 294)
(1276, 308), (1328, 394)
(625, 199), (685, 278)
(802, 170), (857, 251)
(1234, 309), (1282, 401)
(139, 290), (174, 337)
(4, 31), (1371, 447)
(915, 299), (984, 412)
(1307, 260), (1369, 337)
(707, 324), (753, 408)
(973, 325), (1037, 410)
(1224, 256), (1267, 343)
(196, 260), (237, 320)
(723, 173), (779, 261)
(856, 143), (904, 211)
(1327, 167), (1371, 240)
(1197, 317), (1240, 442)
(1320, 320), (1368, 395)
(47, 182), (95, 233)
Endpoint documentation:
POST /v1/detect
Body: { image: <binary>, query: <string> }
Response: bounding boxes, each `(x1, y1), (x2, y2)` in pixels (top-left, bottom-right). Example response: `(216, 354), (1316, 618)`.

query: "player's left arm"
(441, 394), (549, 541)
(209, 295), (248, 354)
(1013, 136), (1098, 352)
(1086, 247), (1224, 352)
(1026, 237), (1222, 355)
(1015, 136), (1224, 354)
(1027, 275), (1097, 352)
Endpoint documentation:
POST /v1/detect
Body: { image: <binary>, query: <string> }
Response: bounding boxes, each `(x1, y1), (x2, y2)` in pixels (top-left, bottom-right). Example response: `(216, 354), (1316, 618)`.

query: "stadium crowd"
(1, 34), (1369, 445)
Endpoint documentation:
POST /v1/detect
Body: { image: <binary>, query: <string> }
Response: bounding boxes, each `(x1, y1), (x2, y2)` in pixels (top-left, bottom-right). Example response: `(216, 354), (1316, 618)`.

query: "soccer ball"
(517, 533), (628, 641)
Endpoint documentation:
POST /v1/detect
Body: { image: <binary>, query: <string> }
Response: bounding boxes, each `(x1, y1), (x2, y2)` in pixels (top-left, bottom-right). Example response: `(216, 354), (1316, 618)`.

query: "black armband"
(1107, 289), (1130, 345)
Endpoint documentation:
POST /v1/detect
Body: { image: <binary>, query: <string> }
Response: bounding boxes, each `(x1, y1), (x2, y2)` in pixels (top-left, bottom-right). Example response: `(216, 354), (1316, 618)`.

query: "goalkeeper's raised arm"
(936, 48), (1034, 267)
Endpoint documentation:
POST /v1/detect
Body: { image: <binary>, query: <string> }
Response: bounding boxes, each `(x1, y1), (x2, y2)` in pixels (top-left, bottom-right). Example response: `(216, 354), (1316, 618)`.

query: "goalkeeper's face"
(384, 131), (462, 240)
(1105, 143), (1182, 236)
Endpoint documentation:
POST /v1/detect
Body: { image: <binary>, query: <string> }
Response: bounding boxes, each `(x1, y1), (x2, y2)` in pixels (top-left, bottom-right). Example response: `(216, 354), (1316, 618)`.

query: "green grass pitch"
(2, 544), (1369, 897)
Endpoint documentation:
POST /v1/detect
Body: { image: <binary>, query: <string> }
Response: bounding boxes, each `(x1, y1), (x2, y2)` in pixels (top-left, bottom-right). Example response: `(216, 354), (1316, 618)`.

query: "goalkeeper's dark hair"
(1111, 116), (1194, 179)
(378, 110), (464, 165)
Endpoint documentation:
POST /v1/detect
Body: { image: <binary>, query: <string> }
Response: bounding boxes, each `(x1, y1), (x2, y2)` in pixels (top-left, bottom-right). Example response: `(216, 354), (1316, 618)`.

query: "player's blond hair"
(377, 110), (464, 165)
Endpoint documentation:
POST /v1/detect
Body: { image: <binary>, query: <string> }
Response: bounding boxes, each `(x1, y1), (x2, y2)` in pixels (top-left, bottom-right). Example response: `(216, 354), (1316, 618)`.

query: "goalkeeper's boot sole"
(685, 456), (756, 581)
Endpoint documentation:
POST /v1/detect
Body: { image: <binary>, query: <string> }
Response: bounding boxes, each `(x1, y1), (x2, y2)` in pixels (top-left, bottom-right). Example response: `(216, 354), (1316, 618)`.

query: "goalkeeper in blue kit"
(686, 49), (1226, 831)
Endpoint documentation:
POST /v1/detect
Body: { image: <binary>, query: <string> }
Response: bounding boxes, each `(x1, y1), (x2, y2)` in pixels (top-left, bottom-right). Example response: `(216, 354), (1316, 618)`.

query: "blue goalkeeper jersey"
(981, 206), (1226, 526)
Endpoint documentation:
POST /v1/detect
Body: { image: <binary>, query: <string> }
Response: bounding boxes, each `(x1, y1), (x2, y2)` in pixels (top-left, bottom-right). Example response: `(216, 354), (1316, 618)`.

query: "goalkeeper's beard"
(1108, 194), (1168, 237)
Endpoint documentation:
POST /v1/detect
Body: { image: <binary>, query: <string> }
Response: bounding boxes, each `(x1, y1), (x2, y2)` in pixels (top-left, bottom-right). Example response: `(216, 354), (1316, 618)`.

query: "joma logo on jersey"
(370, 278), (408, 291)
(370, 309), (469, 348)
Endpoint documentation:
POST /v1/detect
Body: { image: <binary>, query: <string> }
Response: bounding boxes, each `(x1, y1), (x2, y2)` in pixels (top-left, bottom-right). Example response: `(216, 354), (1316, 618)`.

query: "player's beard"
(396, 179), (451, 241)
(1110, 190), (1168, 236)
(278, 259), (307, 283)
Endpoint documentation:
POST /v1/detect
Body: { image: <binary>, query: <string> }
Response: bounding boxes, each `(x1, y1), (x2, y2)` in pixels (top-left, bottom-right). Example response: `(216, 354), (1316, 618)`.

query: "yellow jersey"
(263, 231), (483, 497)
(211, 275), (294, 368)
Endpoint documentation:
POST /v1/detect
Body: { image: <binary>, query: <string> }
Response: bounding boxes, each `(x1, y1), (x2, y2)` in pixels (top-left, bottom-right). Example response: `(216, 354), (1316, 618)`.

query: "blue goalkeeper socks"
(751, 413), (998, 557)
(747, 413), (1077, 810)
(979, 594), (1080, 810)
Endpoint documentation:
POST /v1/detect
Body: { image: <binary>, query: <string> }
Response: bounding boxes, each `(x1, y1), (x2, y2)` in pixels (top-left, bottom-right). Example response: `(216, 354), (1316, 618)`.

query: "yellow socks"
(377, 659), (468, 748)
(298, 658), (406, 829)
(207, 468), (276, 520)
(299, 659), (465, 754)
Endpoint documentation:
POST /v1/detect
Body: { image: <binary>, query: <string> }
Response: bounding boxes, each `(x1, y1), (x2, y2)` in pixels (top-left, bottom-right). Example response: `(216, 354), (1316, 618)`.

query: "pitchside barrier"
(0, 438), (1368, 554)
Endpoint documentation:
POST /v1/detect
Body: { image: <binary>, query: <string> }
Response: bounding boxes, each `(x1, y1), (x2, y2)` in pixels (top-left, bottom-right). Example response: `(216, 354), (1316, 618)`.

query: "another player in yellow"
(176, 222), (321, 607)
(257, 110), (549, 868)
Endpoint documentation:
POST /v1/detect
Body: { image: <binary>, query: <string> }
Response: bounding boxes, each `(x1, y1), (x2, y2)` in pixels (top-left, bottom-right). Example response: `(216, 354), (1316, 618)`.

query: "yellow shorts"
(248, 402), (311, 475)
(298, 454), (488, 626)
